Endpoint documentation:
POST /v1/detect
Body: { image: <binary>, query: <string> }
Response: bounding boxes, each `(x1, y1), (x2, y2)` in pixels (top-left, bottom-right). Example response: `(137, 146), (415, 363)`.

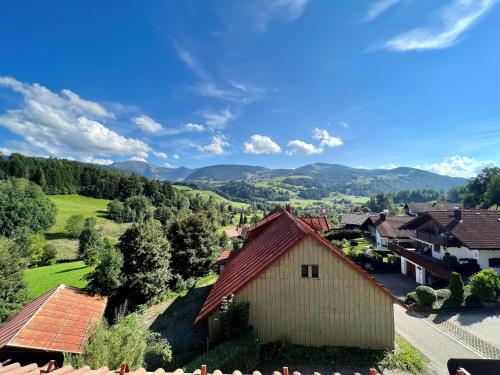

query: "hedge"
(184, 333), (260, 373)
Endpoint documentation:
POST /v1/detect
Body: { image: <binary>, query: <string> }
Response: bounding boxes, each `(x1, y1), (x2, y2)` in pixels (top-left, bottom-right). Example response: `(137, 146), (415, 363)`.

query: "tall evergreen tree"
(118, 220), (171, 304)
(167, 213), (218, 281)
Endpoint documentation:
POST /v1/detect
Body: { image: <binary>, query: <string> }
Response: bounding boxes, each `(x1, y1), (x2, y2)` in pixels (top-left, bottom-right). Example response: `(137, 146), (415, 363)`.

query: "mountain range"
(109, 161), (467, 197)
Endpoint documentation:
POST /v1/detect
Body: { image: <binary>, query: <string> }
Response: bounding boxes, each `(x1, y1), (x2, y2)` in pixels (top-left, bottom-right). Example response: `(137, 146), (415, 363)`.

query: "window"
(489, 258), (500, 267)
(301, 264), (319, 278)
(301, 264), (309, 278)
(311, 265), (319, 278)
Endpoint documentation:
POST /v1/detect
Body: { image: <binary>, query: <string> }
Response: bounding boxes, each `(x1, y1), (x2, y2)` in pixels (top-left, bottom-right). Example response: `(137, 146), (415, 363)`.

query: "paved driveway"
(370, 272), (418, 299)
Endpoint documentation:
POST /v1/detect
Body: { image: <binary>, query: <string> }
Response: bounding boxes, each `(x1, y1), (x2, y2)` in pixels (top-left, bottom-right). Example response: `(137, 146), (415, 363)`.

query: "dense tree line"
(458, 167), (500, 208)
(206, 181), (291, 202)
(0, 153), (176, 203)
(392, 189), (445, 204)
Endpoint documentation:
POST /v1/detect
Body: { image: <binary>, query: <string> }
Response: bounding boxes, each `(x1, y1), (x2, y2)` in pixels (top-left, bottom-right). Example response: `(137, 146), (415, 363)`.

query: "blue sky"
(0, 0), (499, 177)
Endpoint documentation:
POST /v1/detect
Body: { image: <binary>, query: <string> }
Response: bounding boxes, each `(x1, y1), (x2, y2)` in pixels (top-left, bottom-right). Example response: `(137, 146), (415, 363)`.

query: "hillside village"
(0, 154), (499, 375)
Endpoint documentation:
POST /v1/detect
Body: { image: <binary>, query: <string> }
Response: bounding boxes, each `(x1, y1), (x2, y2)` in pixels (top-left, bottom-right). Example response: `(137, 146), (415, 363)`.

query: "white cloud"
(286, 140), (323, 156)
(198, 135), (229, 155)
(184, 122), (205, 132)
(133, 115), (163, 133)
(164, 162), (175, 168)
(312, 128), (343, 148)
(252, 0), (309, 30)
(380, 163), (398, 170)
(243, 134), (282, 154)
(82, 156), (114, 165)
(385, 0), (498, 51)
(131, 156), (148, 163)
(339, 121), (349, 128)
(173, 154), (180, 160)
(0, 76), (151, 162)
(365, 0), (401, 22)
(415, 155), (496, 178)
(201, 108), (236, 129)
(153, 151), (168, 159)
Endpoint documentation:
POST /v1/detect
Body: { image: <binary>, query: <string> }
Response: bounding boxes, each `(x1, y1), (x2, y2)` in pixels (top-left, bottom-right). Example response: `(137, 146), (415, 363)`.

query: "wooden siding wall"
(208, 237), (395, 349)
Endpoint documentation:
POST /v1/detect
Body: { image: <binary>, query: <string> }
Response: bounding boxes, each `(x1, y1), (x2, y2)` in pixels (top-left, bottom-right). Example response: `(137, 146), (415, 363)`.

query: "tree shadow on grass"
(55, 265), (89, 274)
(45, 232), (72, 240)
(149, 284), (213, 369)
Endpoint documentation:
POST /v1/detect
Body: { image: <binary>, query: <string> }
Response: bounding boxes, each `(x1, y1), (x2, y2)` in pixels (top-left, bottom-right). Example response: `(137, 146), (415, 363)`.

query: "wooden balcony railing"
(416, 230), (458, 247)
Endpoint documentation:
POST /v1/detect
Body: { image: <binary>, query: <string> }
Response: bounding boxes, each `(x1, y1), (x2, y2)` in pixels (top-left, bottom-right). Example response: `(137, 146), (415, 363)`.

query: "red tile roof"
(0, 285), (107, 354)
(195, 206), (403, 324)
(298, 216), (330, 232)
(0, 362), (382, 375)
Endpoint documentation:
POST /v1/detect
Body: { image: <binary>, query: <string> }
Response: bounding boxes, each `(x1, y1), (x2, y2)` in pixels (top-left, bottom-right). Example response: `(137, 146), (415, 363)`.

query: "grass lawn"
(24, 261), (94, 298)
(45, 195), (127, 261)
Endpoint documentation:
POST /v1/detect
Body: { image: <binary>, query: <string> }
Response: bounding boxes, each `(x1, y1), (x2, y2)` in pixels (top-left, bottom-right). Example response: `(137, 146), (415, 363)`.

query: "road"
(394, 304), (483, 374)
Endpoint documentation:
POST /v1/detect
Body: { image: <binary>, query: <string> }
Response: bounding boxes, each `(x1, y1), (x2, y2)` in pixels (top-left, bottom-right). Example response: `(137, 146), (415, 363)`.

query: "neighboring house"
(297, 216), (330, 233)
(404, 202), (461, 217)
(340, 212), (373, 230)
(195, 206), (402, 349)
(366, 213), (415, 250)
(390, 208), (500, 285)
(0, 285), (107, 366)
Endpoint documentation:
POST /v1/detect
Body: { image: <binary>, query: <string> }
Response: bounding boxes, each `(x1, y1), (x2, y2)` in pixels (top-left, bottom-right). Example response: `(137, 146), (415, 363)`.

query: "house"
(366, 213), (415, 249)
(390, 208), (500, 285)
(195, 206), (402, 349)
(0, 285), (107, 366)
(297, 216), (330, 233)
(404, 202), (461, 217)
(340, 212), (374, 230)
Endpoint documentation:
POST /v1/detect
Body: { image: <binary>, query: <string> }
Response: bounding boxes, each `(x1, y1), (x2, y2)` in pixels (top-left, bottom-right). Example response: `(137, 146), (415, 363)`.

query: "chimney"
(379, 212), (386, 221)
(285, 204), (292, 213)
(454, 207), (461, 221)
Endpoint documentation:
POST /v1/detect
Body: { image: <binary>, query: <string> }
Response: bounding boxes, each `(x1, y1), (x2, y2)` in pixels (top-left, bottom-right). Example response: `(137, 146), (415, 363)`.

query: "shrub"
(405, 292), (419, 306)
(325, 229), (362, 241)
(469, 269), (500, 302)
(65, 215), (85, 238)
(415, 286), (437, 307)
(442, 252), (459, 270)
(85, 244), (123, 296)
(40, 244), (57, 266)
(65, 312), (171, 370)
(448, 272), (464, 303)
(219, 294), (250, 341)
(184, 333), (259, 373)
(381, 335), (428, 374)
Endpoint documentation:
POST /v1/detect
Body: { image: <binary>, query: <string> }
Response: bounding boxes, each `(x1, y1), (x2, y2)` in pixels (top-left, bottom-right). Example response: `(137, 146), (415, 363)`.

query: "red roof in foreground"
(0, 361), (383, 375)
(299, 216), (330, 232)
(195, 206), (403, 324)
(0, 285), (107, 354)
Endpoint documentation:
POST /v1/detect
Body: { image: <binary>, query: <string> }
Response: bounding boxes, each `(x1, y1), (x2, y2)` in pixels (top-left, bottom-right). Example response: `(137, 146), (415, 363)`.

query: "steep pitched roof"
(340, 213), (372, 226)
(298, 217), (330, 232)
(0, 285), (107, 354)
(368, 215), (414, 239)
(405, 201), (461, 214)
(195, 207), (403, 324)
(401, 209), (500, 249)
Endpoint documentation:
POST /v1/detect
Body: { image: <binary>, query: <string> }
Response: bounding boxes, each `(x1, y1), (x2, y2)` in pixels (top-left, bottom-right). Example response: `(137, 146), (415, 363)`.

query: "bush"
(325, 229), (362, 241)
(184, 333), (259, 373)
(381, 335), (428, 374)
(442, 252), (459, 270)
(219, 294), (250, 341)
(40, 244), (57, 266)
(65, 215), (85, 238)
(85, 244), (123, 296)
(65, 312), (171, 370)
(415, 286), (437, 307)
(448, 272), (464, 303)
(469, 269), (500, 302)
(405, 292), (419, 306)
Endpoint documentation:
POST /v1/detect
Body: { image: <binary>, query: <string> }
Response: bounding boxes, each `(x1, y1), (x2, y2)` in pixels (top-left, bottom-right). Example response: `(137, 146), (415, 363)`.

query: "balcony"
(415, 229), (459, 247)
(388, 242), (452, 280)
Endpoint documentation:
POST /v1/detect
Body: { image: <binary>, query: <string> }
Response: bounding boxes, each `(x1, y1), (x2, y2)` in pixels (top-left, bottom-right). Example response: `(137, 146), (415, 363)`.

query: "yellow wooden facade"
(208, 236), (395, 349)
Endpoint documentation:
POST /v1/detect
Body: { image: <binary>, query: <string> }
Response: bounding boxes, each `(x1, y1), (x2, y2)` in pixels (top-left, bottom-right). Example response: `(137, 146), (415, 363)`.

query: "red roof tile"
(298, 216), (330, 232)
(195, 206), (403, 324)
(0, 285), (107, 354)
